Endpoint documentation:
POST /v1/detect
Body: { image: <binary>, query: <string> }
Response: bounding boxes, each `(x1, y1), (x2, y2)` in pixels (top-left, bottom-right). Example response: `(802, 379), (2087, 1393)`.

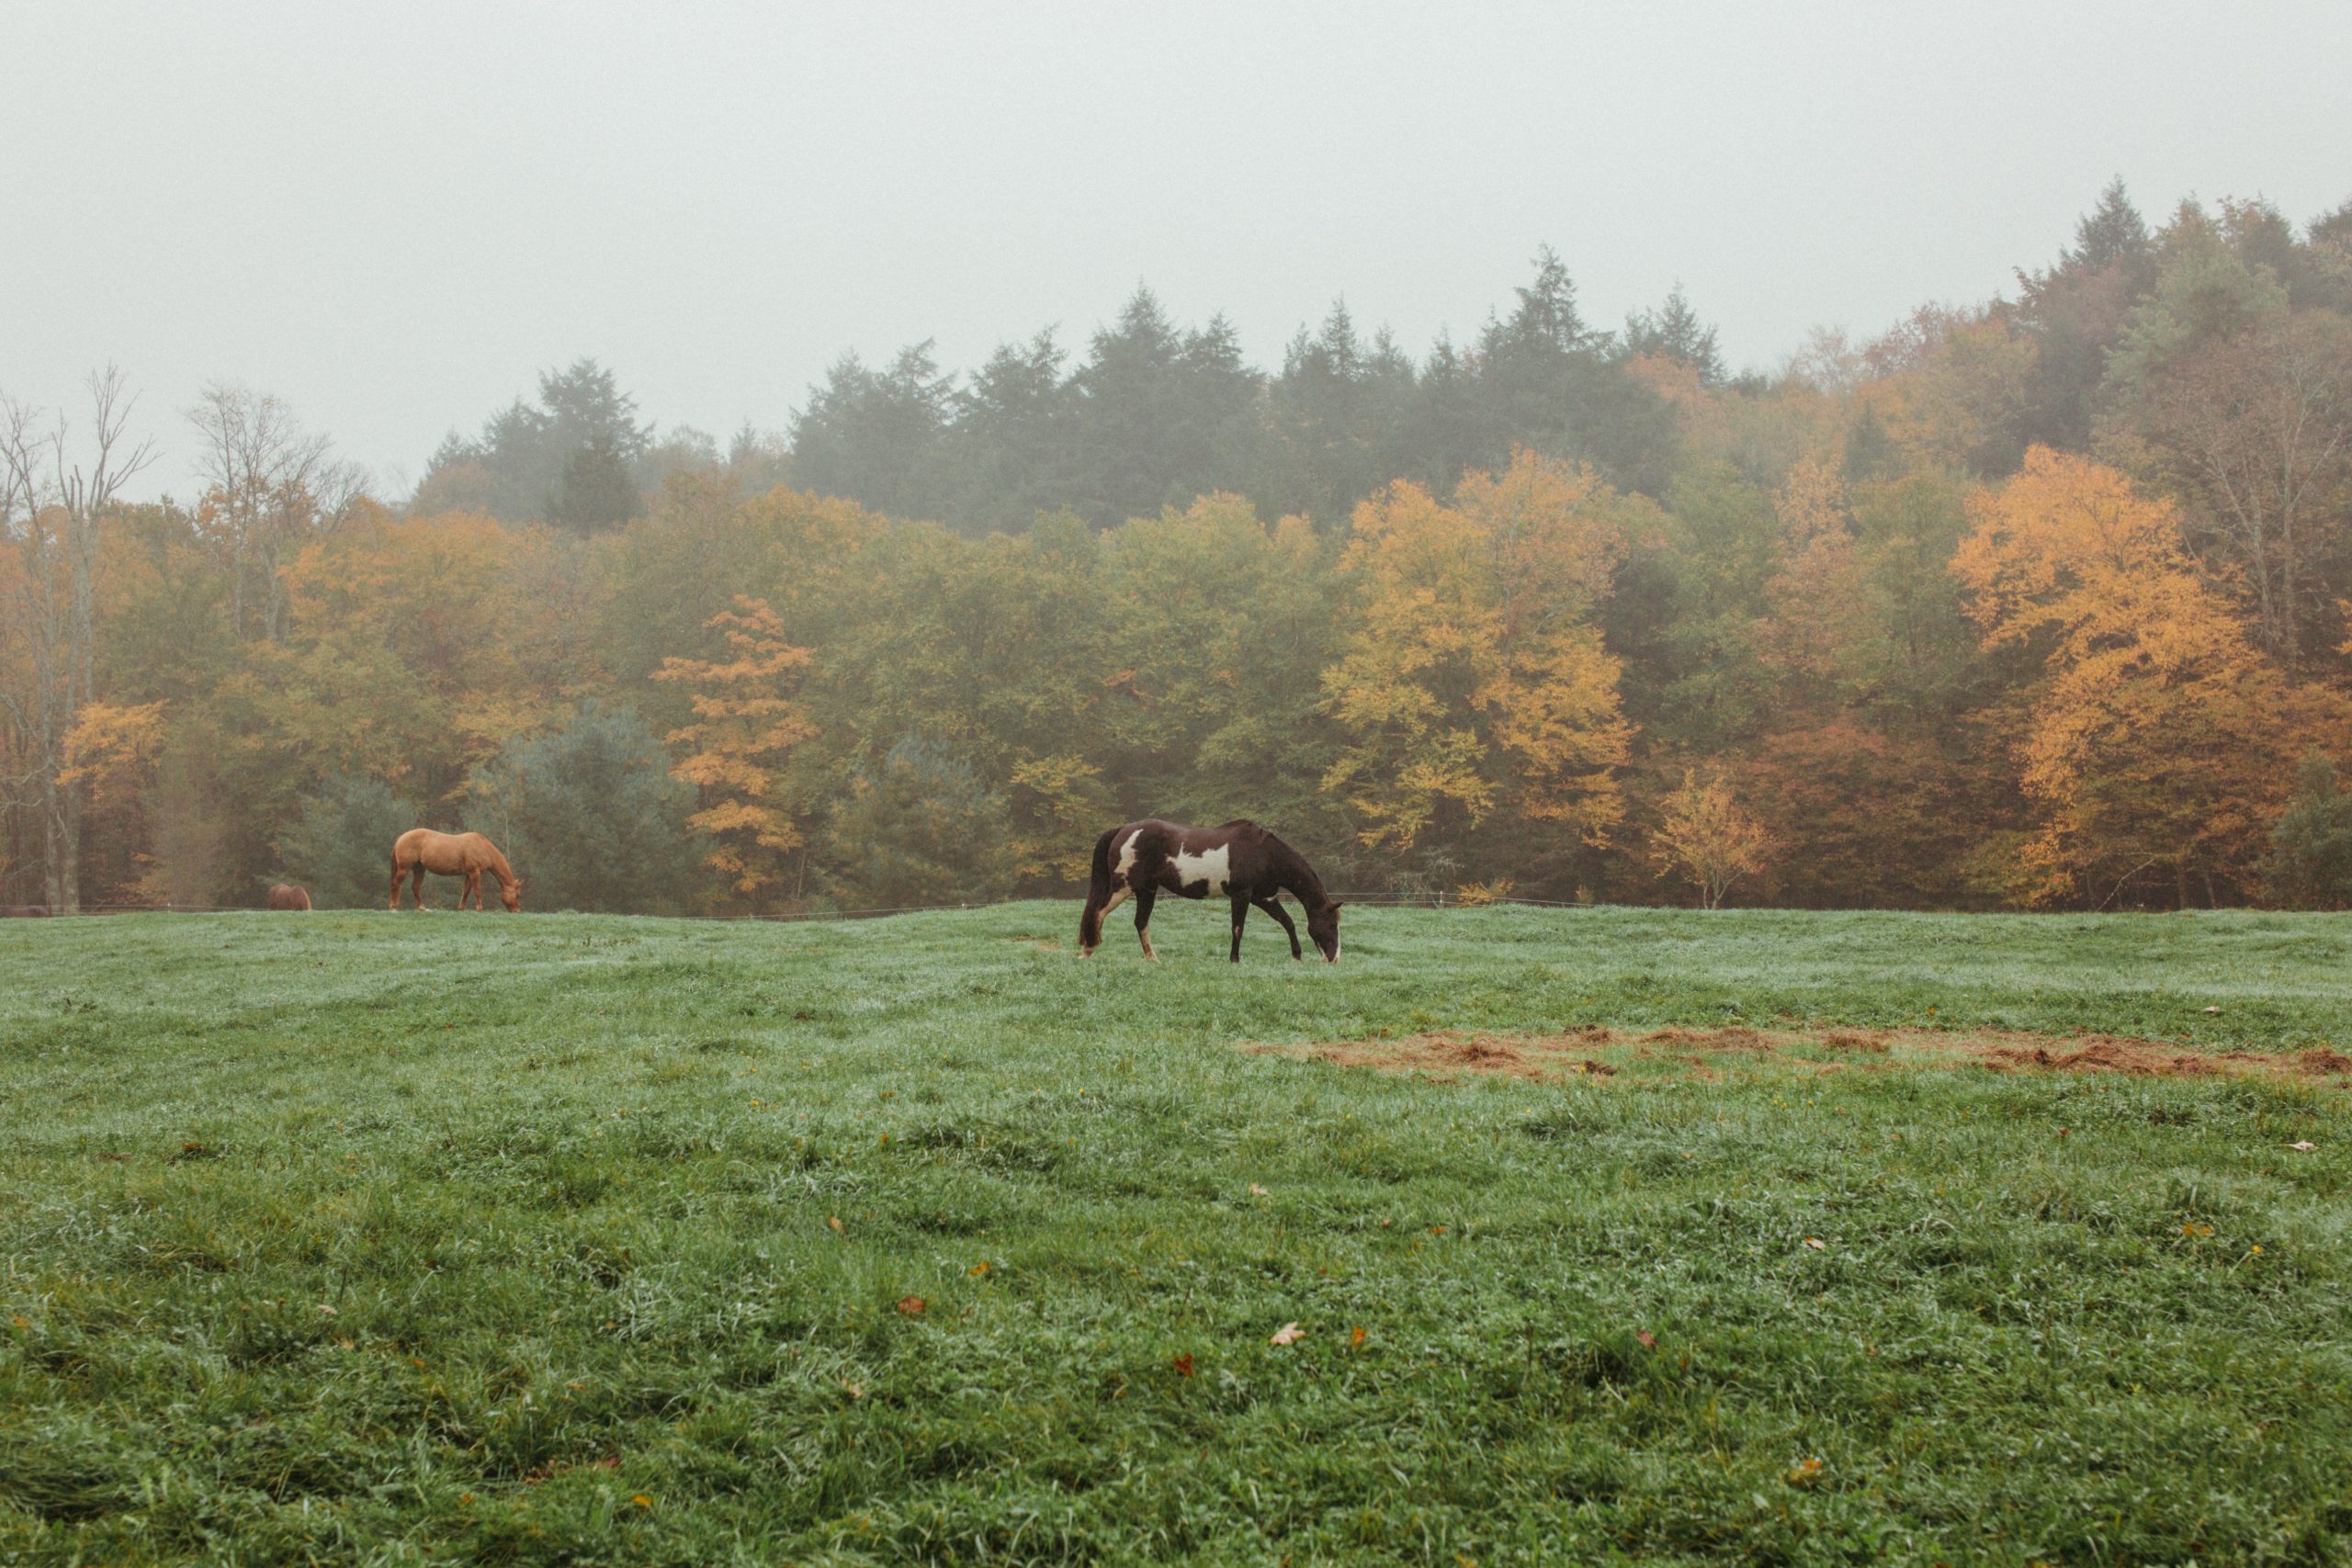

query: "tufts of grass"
(0, 902), (2347, 1564)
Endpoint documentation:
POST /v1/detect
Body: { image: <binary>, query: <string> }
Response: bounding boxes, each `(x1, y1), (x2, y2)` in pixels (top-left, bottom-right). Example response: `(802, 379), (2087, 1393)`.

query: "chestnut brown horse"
(390, 829), (523, 911)
(266, 884), (311, 910)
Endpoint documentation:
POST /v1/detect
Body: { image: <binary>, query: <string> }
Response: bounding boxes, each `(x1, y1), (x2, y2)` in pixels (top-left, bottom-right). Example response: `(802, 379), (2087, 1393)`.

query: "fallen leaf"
(1803, 1237), (1826, 1250)
(1170, 1351), (1194, 1377)
(1269, 1322), (1306, 1346)
(1350, 1326), (1367, 1349)
(896, 1295), (926, 1315)
(2201, 1006), (2222, 1014)
(316, 1303), (338, 1315)
(968, 1259), (992, 1276)
(1786, 1456), (1823, 1486)
(1635, 1330), (1657, 1348)
(1429, 1224), (1446, 1235)
(2290, 1141), (2316, 1151)
(632, 1494), (652, 1508)
(827, 1215), (844, 1235)
(1248, 1183), (1269, 1197)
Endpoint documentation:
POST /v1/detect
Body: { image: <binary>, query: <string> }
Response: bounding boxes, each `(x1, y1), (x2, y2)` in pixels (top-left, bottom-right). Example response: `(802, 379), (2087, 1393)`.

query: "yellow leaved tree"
(1650, 766), (1773, 908)
(1320, 448), (1634, 852)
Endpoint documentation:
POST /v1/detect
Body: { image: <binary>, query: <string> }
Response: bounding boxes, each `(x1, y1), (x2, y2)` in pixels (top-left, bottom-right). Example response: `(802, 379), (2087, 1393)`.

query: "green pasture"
(1, 903), (2347, 1564)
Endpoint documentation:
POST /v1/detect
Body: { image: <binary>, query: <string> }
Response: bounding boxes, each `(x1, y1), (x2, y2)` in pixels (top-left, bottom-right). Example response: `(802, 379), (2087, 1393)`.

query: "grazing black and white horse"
(1080, 819), (1343, 963)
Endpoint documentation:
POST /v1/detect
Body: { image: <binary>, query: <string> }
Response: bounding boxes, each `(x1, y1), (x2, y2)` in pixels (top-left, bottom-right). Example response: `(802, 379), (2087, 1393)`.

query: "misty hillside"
(6, 186), (2352, 917)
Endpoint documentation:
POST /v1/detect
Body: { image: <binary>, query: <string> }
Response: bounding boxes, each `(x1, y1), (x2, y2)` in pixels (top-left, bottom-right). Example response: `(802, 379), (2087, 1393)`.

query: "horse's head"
(1307, 899), (1344, 963)
(502, 877), (524, 912)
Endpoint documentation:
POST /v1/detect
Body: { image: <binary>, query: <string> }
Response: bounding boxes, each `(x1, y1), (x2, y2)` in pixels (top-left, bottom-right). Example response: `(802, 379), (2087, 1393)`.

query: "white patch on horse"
(1102, 885), (1131, 916)
(1113, 829), (1142, 880)
(1169, 843), (1231, 897)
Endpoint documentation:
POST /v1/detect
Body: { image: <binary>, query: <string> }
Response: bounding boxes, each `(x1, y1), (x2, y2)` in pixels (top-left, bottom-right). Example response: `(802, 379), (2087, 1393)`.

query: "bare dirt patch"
(1245, 1025), (2350, 1087)
(1286, 1031), (1622, 1082)
(1978, 1037), (2222, 1077)
(1645, 1025), (1773, 1052)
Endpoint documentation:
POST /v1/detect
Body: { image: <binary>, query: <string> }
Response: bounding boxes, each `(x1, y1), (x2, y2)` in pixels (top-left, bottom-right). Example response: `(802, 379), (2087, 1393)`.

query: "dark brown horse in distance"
(1080, 819), (1342, 962)
(266, 884), (311, 910)
(390, 829), (523, 911)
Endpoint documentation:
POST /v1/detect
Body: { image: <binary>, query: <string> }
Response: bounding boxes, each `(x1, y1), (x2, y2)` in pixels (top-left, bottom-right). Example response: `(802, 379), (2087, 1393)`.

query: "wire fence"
(12, 892), (1600, 921)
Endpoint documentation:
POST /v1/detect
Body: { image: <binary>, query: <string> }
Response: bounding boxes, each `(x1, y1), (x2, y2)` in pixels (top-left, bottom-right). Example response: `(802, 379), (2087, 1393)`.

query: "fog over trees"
(6, 185), (2352, 914)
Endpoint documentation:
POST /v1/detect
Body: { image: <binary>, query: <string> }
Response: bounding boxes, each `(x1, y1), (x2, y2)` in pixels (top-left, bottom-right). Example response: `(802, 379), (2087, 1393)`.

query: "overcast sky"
(6, 0), (2348, 501)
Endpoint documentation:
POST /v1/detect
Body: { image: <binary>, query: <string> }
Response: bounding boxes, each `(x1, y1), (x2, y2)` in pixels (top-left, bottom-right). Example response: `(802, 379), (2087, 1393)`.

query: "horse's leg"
(1255, 896), (1301, 959)
(390, 859), (404, 911)
(414, 868), (429, 910)
(1134, 886), (1158, 962)
(464, 870), (481, 910)
(1229, 894), (1250, 963)
(1080, 883), (1129, 956)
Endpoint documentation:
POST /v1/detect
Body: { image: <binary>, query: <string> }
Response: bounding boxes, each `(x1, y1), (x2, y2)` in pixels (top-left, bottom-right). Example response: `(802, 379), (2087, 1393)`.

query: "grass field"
(2, 901), (2348, 1565)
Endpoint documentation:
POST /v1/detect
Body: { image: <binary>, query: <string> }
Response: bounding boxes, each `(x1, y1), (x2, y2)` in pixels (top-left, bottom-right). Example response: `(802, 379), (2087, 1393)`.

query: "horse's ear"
(1329, 899), (1345, 911)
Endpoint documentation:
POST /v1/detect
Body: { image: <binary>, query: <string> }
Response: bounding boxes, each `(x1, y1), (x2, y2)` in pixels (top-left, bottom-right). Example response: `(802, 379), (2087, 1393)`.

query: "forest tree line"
(6, 182), (2352, 914)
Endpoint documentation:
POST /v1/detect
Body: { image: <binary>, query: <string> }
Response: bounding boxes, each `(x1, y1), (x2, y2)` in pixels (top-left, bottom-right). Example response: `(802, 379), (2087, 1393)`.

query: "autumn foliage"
(655, 597), (816, 897)
(6, 186), (2350, 911)
(1320, 451), (1634, 852)
(1952, 449), (2335, 905)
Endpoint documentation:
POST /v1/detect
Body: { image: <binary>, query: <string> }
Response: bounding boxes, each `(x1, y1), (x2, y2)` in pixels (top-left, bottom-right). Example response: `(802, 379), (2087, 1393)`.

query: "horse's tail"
(1079, 827), (1119, 952)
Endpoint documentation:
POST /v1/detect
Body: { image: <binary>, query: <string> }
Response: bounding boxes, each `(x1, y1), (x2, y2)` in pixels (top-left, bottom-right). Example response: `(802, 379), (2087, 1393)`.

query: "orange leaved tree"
(1951, 447), (2325, 907)
(654, 596), (816, 901)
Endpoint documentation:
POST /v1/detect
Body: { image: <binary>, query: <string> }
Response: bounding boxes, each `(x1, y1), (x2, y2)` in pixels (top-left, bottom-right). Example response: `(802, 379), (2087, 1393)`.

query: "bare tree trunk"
(2124, 312), (2352, 673)
(186, 385), (363, 645)
(0, 369), (156, 913)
